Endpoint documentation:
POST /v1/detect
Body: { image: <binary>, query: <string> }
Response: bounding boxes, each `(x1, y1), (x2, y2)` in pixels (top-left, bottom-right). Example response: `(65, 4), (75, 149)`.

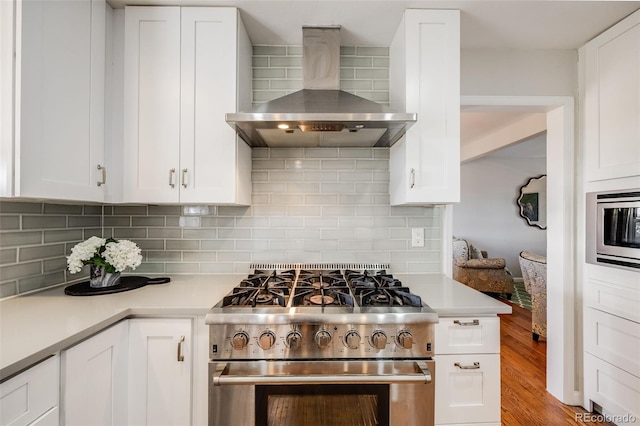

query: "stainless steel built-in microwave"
(586, 190), (640, 270)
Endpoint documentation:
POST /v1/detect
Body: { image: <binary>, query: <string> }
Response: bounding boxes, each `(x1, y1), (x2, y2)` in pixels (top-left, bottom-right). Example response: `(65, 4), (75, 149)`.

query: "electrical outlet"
(411, 228), (424, 247)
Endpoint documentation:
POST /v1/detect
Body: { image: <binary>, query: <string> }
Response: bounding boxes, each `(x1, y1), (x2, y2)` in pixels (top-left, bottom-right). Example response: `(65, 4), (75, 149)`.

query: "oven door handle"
(212, 361), (432, 386)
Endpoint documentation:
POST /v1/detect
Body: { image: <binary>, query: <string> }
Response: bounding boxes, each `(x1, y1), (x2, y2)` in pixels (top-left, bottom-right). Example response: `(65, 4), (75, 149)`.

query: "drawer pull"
(454, 362), (480, 370)
(97, 165), (106, 186)
(169, 168), (176, 188)
(177, 336), (185, 362)
(453, 319), (480, 326)
(181, 168), (188, 188)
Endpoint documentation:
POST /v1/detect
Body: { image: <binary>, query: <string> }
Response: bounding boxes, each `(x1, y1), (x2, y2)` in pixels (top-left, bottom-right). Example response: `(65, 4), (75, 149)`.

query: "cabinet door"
(61, 321), (128, 426)
(123, 7), (181, 203)
(128, 318), (192, 426)
(179, 8), (250, 205)
(583, 10), (640, 182)
(435, 354), (501, 425)
(0, 356), (59, 426)
(14, 0), (105, 202)
(390, 10), (460, 205)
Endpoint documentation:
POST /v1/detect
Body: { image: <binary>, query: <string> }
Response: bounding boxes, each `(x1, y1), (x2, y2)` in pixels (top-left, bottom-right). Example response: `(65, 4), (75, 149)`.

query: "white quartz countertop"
(0, 273), (510, 380)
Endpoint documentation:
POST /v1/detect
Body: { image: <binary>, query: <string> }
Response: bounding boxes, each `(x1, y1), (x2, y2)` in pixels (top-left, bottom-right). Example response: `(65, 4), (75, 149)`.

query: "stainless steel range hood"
(226, 26), (416, 148)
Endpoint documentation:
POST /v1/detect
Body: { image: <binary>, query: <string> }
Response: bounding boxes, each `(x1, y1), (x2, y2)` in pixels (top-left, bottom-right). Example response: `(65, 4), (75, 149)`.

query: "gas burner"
(255, 292), (275, 305)
(293, 287), (353, 307)
(370, 293), (390, 304)
(357, 288), (423, 307)
(309, 295), (335, 305)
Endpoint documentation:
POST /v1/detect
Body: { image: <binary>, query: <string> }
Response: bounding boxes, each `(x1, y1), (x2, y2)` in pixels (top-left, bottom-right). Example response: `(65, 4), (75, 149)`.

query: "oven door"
(209, 360), (434, 426)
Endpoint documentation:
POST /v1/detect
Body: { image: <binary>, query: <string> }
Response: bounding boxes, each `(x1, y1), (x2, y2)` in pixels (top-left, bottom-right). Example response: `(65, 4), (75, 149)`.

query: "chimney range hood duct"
(225, 26), (417, 148)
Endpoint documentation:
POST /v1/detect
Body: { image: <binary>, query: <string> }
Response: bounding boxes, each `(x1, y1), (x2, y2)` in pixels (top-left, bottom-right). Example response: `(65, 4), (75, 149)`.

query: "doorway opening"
(451, 96), (579, 405)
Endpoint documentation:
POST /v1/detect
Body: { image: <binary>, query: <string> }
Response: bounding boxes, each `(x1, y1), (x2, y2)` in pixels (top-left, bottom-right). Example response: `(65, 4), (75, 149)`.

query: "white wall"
(453, 134), (547, 278)
(461, 49), (578, 97)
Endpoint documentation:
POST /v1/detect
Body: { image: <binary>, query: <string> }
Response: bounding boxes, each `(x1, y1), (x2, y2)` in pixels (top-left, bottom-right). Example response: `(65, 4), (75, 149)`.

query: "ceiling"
(109, 0), (640, 49)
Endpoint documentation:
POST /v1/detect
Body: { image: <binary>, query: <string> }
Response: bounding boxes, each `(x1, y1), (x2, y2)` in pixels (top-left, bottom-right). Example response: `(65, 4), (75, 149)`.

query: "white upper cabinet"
(122, 7), (251, 204)
(1, 0), (106, 202)
(389, 10), (460, 205)
(583, 10), (640, 183)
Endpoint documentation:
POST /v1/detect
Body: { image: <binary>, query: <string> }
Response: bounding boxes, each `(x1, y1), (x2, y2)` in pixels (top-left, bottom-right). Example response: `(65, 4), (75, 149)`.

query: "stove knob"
(231, 331), (249, 351)
(285, 331), (302, 351)
(396, 330), (413, 350)
(370, 330), (388, 350)
(315, 330), (332, 349)
(344, 330), (361, 350)
(258, 330), (276, 350)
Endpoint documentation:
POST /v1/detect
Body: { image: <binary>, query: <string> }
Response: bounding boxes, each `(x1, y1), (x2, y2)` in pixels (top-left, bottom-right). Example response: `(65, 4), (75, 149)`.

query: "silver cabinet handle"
(181, 168), (188, 188)
(410, 168), (416, 188)
(453, 319), (480, 326)
(169, 168), (176, 188)
(177, 336), (185, 362)
(97, 165), (106, 187)
(454, 362), (480, 370)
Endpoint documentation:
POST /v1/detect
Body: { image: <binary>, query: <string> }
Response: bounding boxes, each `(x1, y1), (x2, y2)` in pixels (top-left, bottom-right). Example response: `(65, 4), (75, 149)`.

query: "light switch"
(411, 228), (424, 247)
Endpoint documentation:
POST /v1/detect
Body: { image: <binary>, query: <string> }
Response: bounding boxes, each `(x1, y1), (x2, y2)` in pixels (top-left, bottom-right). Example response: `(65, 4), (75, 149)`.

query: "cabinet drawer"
(584, 308), (640, 377)
(435, 354), (501, 425)
(0, 356), (59, 426)
(585, 268), (640, 323)
(584, 353), (640, 423)
(435, 317), (500, 354)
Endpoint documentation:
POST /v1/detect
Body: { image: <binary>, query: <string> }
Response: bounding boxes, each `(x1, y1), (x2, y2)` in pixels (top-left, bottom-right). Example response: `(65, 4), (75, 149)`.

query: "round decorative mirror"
(517, 175), (547, 229)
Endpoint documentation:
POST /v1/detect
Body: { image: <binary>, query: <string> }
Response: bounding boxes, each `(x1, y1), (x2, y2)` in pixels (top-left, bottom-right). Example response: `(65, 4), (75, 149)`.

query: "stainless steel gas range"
(205, 264), (438, 426)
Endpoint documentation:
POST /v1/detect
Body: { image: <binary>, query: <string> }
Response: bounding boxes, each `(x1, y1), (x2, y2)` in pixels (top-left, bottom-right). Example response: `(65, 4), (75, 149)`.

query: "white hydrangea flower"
(66, 236), (106, 273)
(103, 239), (143, 272)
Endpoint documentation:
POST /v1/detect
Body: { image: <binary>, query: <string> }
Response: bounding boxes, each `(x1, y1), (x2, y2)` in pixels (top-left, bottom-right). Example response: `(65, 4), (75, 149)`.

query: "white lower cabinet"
(583, 264), (640, 423)
(0, 355), (59, 426)
(61, 321), (129, 426)
(584, 352), (640, 425)
(435, 316), (501, 426)
(128, 318), (193, 426)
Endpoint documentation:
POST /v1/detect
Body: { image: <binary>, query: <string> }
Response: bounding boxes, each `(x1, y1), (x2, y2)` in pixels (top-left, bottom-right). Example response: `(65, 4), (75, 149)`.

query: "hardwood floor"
(497, 299), (614, 425)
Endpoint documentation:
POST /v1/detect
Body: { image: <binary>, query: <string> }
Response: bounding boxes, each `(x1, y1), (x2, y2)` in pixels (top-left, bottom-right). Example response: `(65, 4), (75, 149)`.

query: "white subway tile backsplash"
(319, 183), (354, 193)
(321, 160), (356, 170)
(304, 194), (339, 205)
(305, 148), (339, 158)
(270, 171), (305, 182)
(252, 206), (287, 217)
(321, 206), (357, 217)
(306, 171), (338, 182)
(269, 217), (304, 228)
(286, 206), (321, 217)
(285, 160), (321, 170)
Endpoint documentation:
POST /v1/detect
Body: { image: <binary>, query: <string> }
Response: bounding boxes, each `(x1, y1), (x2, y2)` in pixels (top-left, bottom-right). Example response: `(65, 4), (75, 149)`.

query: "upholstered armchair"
(452, 238), (514, 299)
(518, 251), (547, 341)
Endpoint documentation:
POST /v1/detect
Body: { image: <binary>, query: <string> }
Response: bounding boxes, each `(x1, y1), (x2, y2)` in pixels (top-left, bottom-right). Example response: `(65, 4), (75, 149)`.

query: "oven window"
(255, 384), (389, 426)
(603, 207), (640, 248)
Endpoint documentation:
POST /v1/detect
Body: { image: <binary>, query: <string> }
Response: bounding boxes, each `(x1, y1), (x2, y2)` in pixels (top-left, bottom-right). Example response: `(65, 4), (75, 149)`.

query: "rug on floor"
(507, 281), (532, 311)
(500, 282), (531, 311)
